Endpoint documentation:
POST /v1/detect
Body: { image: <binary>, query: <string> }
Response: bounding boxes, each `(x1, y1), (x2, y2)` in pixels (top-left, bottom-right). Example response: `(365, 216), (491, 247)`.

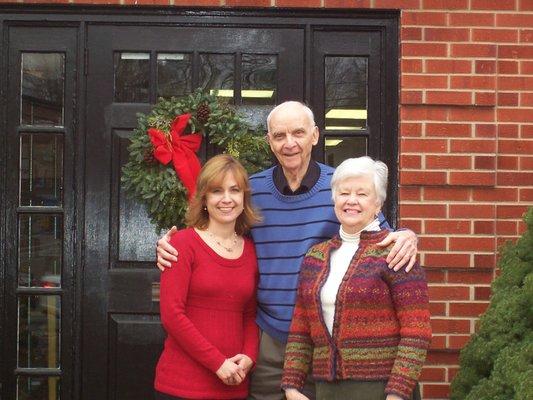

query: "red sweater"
(155, 228), (259, 399)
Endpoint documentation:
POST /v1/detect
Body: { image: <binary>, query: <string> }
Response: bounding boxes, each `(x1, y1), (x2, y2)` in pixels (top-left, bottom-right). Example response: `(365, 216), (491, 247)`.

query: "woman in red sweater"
(154, 154), (261, 400)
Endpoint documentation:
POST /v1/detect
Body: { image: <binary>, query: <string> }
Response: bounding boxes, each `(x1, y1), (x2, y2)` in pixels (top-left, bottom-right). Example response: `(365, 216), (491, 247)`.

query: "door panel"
(84, 24), (304, 400)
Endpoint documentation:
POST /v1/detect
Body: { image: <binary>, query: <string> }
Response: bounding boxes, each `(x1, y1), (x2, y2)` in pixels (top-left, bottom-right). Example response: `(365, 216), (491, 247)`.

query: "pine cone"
(196, 103), (211, 124)
(143, 148), (157, 165)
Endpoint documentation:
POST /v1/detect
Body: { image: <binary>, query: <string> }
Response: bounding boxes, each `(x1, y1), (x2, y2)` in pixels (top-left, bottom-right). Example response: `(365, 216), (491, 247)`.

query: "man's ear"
(312, 126), (319, 146)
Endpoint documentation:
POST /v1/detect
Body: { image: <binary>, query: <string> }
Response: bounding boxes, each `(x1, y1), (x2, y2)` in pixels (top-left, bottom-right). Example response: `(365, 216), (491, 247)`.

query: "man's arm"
(156, 226), (178, 271)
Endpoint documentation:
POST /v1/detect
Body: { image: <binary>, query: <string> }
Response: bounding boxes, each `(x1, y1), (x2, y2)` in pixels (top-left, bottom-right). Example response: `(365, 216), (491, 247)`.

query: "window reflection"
(325, 57), (368, 131)
(20, 134), (63, 207)
(21, 53), (65, 126)
(18, 214), (62, 288)
(18, 295), (61, 368)
(17, 376), (60, 400)
(325, 136), (367, 167)
(157, 53), (192, 99)
(114, 52), (150, 103)
(241, 54), (277, 105)
(199, 54), (234, 102)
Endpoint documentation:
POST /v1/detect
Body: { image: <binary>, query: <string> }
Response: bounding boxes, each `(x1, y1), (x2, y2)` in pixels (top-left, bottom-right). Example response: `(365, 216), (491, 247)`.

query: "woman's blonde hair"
(185, 154), (261, 235)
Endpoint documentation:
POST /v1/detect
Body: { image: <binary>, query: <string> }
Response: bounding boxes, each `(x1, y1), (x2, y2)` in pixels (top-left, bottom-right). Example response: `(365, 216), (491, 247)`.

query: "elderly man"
(156, 101), (417, 400)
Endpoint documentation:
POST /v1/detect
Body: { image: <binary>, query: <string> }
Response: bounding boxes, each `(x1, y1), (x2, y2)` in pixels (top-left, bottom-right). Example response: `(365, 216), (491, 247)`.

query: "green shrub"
(450, 207), (533, 400)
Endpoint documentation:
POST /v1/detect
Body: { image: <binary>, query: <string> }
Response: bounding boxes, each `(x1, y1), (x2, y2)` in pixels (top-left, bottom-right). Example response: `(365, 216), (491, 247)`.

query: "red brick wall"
(6, 0), (532, 398)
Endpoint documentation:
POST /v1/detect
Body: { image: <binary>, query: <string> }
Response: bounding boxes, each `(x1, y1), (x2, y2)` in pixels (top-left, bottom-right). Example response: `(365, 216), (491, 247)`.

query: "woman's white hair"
(331, 156), (389, 206)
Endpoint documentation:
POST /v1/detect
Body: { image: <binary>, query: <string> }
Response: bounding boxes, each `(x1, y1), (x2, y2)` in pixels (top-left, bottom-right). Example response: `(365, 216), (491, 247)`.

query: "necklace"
(206, 228), (238, 252)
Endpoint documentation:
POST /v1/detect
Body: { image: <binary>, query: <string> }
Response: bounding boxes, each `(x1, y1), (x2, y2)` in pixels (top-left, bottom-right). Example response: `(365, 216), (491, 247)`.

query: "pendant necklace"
(206, 228), (238, 252)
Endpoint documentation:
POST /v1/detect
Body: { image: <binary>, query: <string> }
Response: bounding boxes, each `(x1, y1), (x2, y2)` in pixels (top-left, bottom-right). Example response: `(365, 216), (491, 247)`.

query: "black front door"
(83, 24), (303, 400)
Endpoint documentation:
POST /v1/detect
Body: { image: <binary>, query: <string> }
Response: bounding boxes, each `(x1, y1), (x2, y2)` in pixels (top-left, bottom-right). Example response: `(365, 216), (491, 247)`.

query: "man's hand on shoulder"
(156, 226), (179, 271)
(377, 229), (418, 272)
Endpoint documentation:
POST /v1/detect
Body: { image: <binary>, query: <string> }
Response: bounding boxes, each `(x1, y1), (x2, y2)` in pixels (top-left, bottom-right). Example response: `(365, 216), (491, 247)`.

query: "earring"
(203, 206), (207, 211)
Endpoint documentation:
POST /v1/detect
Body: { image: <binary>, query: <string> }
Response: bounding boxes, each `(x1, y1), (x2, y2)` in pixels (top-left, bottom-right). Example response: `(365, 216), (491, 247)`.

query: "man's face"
(267, 104), (319, 175)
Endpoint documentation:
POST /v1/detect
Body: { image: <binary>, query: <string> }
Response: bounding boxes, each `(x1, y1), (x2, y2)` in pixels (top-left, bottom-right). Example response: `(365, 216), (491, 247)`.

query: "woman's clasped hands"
(216, 354), (254, 386)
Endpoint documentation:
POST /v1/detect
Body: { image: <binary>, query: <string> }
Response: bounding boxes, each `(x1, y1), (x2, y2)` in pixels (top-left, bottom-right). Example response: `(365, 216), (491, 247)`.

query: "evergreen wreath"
(121, 91), (272, 232)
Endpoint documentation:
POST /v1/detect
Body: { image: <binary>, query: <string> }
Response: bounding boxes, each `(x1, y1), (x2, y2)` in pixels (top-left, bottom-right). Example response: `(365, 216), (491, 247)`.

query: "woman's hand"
(216, 359), (246, 386)
(285, 388), (310, 400)
(377, 229), (418, 272)
(385, 394), (404, 400)
(156, 226), (178, 271)
(228, 353), (254, 375)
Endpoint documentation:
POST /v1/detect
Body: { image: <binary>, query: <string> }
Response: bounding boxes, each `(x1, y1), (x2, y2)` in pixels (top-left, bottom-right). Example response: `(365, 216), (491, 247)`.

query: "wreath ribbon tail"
(172, 150), (201, 200)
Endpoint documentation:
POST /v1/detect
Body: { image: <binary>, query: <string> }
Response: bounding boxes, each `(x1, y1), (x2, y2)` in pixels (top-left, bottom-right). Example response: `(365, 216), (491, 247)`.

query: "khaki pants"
(248, 331), (316, 400)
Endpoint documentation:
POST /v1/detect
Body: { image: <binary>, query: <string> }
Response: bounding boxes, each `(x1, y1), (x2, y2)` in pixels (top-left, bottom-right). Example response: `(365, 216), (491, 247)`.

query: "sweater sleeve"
(241, 243), (259, 363)
(281, 254), (314, 391)
(382, 261), (432, 399)
(159, 233), (227, 373)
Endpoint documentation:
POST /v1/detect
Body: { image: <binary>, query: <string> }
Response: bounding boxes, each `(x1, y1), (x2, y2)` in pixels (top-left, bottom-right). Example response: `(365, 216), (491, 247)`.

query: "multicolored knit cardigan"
(281, 229), (432, 400)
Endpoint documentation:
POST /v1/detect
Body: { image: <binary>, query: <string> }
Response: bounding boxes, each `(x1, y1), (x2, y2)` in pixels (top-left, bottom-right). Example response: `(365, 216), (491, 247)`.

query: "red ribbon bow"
(148, 113), (202, 200)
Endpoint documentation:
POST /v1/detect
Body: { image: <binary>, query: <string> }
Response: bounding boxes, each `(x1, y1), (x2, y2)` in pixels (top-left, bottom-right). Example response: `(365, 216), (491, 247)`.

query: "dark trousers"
(315, 381), (422, 400)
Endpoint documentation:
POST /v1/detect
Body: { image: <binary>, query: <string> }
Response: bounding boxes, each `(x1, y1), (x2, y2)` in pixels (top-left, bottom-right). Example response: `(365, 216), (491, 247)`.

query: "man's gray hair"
(331, 156), (388, 206)
(266, 101), (315, 132)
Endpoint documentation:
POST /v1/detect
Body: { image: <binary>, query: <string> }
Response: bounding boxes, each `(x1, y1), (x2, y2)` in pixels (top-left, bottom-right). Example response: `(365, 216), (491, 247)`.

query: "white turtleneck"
(320, 219), (381, 335)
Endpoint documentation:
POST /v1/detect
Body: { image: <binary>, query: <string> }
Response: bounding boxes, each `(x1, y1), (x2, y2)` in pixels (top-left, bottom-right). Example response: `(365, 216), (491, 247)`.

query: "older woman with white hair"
(281, 157), (431, 400)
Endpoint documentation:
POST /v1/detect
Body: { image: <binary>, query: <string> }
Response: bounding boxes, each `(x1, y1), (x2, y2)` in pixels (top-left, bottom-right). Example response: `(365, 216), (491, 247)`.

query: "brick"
(401, 204), (447, 218)
(450, 139), (495, 153)
(401, 105), (448, 121)
(498, 108), (533, 123)
(400, 218), (422, 232)
(498, 60), (519, 74)
(431, 318), (471, 334)
(498, 45), (533, 59)
(521, 60), (533, 74)
(475, 60), (496, 74)
(520, 188), (533, 201)
(425, 252), (470, 268)
(496, 13), (533, 28)
(498, 155), (519, 169)
(402, 43), (448, 57)
(425, 59), (471, 74)
(450, 302), (489, 317)
(402, 74), (448, 89)
(448, 335), (473, 349)
(521, 93), (533, 107)
(471, 0), (517, 9)
(450, 236), (495, 251)
(426, 351), (459, 365)
(399, 186), (422, 202)
(474, 286), (492, 300)
(496, 220), (518, 235)
(425, 219), (471, 234)
(497, 172), (533, 185)
(426, 270), (446, 283)
(497, 205), (529, 219)
(498, 76), (533, 91)
(420, 366), (446, 381)
(520, 29), (533, 43)
(519, 220), (527, 235)
(474, 254), (496, 269)
(429, 286), (470, 300)
(449, 12), (495, 27)
(450, 43), (497, 58)
(449, 108), (495, 122)
(401, 11), (447, 26)
(472, 28), (518, 43)
(426, 155), (471, 169)
(474, 220), (495, 234)
(429, 335), (447, 350)
(423, 0), (468, 9)
(419, 236), (447, 251)
(323, 0), (370, 7)
(401, 90), (423, 104)
(425, 27), (470, 42)
(401, 59), (423, 73)
(426, 91), (472, 105)
(449, 171), (495, 186)
(401, 122), (422, 137)
(498, 139), (533, 154)
(400, 154), (422, 169)
(472, 187), (518, 202)
(402, 138), (447, 152)
(426, 123), (471, 137)
(424, 187), (470, 201)
(401, 171), (447, 185)
(522, 125), (533, 138)
(498, 92), (519, 107)
(276, 0), (321, 6)
(520, 0), (533, 11)
(476, 124), (497, 138)
(449, 270), (494, 284)
(374, 0), (421, 8)
(475, 92), (496, 106)
(450, 75), (496, 90)
(402, 27), (423, 41)
(474, 155), (495, 169)
(498, 124), (519, 138)
(449, 204), (495, 218)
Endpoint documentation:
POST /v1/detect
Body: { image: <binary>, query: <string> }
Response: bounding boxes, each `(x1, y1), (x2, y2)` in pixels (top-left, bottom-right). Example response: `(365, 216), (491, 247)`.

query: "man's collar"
(273, 161), (320, 196)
